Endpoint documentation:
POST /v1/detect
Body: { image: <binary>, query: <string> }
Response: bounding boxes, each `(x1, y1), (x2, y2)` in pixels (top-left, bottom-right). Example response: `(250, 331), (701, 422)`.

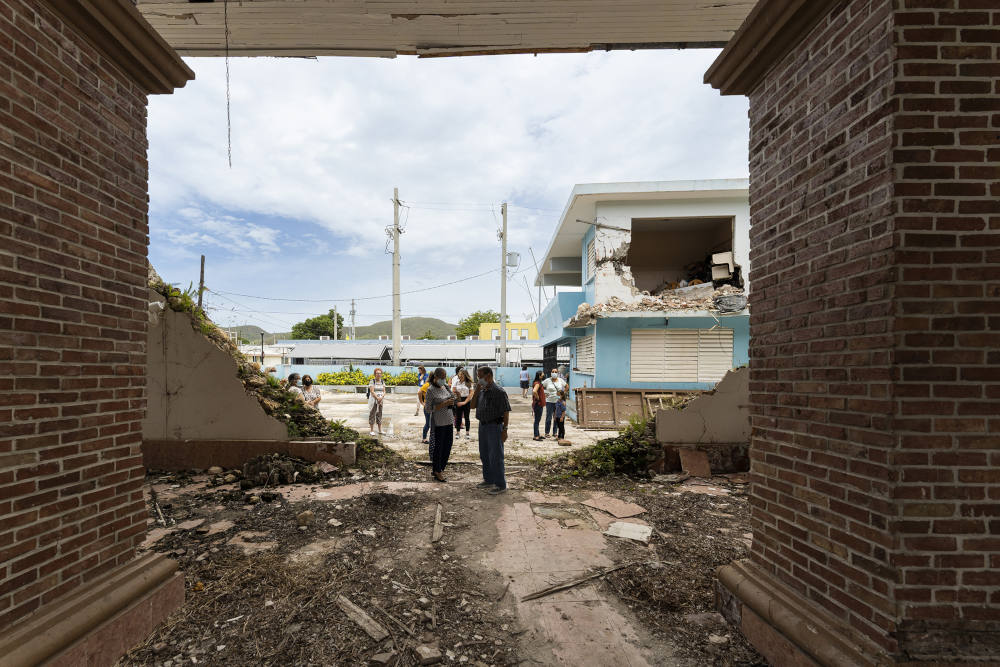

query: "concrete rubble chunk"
(678, 449), (712, 478)
(414, 644), (443, 665)
(296, 510), (314, 526)
(369, 652), (396, 666)
(604, 521), (653, 543)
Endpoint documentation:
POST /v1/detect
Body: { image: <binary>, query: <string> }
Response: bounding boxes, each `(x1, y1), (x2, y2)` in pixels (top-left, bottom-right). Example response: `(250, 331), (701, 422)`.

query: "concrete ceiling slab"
(135, 1), (756, 58)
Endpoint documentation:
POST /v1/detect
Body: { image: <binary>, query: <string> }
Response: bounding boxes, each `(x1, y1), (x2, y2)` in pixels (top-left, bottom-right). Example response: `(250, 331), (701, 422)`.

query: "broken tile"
(581, 493), (646, 519)
(678, 449), (712, 478)
(176, 518), (205, 531)
(204, 520), (234, 536)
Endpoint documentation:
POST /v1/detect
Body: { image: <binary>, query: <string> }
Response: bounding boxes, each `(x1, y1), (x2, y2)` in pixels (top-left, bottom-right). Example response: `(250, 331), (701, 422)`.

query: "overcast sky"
(147, 49), (748, 334)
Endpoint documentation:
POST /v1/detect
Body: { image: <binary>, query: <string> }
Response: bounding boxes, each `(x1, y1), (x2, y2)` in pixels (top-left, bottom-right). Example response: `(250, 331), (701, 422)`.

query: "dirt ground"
(315, 390), (621, 461)
(126, 440), (766, 667)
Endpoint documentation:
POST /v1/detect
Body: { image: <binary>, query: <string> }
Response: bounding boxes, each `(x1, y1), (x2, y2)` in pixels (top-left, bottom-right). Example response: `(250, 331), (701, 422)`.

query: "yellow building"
(478, 322), (539, 341)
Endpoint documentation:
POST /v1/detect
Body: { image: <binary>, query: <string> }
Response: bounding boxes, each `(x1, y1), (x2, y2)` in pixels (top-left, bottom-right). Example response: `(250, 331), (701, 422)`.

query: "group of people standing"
(285, 373), (323, 410)
(416, 364), (511, 493)
(289, 364), (569, 497)
(531, 368), (568, 441)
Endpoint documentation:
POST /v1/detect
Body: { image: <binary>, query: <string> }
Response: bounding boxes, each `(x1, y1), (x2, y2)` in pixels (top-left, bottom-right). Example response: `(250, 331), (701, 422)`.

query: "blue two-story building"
(534, 180), (750, 422)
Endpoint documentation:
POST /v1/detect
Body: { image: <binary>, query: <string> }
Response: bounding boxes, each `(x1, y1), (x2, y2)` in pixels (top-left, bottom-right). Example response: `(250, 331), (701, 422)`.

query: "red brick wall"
(747, 0), (898, 650)
(747, 0), (1000, 658)
(890, 0), (1000, 655)
(0, 0), (150, 630)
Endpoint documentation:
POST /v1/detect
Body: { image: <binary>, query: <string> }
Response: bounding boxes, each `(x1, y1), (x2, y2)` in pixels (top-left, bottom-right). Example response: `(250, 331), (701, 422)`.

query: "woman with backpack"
(368, 368), (387, 437)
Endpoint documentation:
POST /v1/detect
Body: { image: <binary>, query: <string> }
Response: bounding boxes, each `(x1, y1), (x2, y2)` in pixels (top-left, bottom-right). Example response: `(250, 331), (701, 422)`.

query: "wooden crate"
(576, 388), (703, 428)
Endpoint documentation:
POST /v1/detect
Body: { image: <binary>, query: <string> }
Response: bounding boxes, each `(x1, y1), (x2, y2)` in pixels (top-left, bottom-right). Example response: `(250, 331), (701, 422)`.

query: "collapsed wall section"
(143, 291), (289, 442)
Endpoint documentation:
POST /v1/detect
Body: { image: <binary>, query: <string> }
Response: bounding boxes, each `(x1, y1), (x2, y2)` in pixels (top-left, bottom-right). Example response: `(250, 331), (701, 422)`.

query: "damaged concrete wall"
(592, 226), (636, 303)
(144, 291), (289, 442)
(654, 367), (750, 445)
(590, 197), (750, 305)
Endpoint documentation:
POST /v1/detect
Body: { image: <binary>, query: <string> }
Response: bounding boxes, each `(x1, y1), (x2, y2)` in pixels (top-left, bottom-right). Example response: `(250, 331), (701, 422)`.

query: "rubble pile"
(567, 285), (746, 327)
(129, 475), (525, 666)
(240, 453), (328, 488)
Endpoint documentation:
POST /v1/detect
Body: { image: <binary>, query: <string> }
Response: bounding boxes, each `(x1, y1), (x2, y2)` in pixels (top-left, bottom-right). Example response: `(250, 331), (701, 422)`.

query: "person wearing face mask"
(301, 374), (321, 410)
(473, 366), (511, 494)
(540, 368), (568, 438)
(285, 373), (304, 401)
(424, 367), (457, 482)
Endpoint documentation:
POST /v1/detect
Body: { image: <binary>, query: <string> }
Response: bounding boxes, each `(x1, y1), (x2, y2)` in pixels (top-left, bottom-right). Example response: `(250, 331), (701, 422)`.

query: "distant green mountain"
(225, 324), (292, 344)
(354, 317), (456, 340)
(222, 318), (456, 342)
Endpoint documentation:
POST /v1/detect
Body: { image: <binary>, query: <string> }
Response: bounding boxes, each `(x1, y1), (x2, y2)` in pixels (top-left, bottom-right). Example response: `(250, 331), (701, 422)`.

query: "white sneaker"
(369, 430), (376, 437)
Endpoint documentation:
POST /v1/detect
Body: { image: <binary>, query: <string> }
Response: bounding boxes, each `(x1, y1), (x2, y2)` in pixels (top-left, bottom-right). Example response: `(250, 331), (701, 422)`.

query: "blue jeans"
(544, 402), (556, 435)
(422, 411), (431, 441)
(478, 422), (506, 490)
(532, 404), (543, 437)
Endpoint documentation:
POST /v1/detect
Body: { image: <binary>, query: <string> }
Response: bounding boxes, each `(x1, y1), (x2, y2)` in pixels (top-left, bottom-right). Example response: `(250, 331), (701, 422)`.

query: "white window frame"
(629, 328), (734, 384)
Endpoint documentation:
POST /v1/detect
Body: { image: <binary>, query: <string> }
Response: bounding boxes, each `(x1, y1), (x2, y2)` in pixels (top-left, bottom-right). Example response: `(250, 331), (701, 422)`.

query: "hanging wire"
(224, 0), (232, 168)
(207, 266), (501, 303)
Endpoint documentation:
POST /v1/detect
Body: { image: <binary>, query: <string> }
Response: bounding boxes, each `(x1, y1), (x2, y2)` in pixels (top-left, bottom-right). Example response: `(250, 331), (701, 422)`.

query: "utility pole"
(350, 299), (356, 341)
(333, 305), (338, 340)
(197, 254), (205, 311)
(500, 202), (508, 368)
(391, 187), (401, 366)
(260, 332), (264, 367)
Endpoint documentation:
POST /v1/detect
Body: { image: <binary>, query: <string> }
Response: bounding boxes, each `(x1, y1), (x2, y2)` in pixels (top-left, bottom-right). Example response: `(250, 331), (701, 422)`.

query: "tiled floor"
(485, 500), (685, 666)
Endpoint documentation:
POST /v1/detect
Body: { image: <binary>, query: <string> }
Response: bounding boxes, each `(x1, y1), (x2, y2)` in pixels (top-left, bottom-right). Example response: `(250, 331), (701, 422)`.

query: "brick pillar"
(0, 1), (192, 663)
(706, 1), (1000, 664)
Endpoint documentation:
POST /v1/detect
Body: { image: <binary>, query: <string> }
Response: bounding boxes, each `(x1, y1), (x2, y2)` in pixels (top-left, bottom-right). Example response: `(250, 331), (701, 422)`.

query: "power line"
(207, 267), (500, 303)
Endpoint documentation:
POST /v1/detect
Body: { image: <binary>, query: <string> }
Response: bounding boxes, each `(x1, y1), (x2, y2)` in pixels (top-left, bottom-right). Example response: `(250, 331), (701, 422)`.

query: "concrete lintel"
(704, 0), (840, 95)
(51, 0), (193, 94)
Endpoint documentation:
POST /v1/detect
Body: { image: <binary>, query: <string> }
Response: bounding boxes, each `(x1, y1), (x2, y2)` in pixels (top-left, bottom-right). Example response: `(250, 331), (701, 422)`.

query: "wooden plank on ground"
(336, 595), (389, 641)
(431, 503), (443, 543)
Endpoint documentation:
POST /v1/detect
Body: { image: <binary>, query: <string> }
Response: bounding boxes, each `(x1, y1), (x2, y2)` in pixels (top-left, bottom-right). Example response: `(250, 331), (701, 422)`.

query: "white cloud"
(148, 49), (748, 331)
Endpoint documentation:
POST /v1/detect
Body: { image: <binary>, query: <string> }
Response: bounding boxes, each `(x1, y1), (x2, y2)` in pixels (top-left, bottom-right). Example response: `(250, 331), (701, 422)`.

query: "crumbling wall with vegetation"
(148, 269), (336, 440)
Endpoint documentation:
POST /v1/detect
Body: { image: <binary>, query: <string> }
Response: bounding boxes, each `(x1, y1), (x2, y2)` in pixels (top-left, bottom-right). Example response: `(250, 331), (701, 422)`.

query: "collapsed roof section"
(135, 0), (752, 58)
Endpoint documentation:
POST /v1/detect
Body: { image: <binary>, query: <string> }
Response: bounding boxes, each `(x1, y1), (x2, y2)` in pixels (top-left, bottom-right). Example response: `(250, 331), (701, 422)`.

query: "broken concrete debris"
(296, 510), (314, 526)
(414, 643), (443, 664)
(369, 652), (397, 666)
(604, 522), (653, 544)
(567, 284), (745, 326)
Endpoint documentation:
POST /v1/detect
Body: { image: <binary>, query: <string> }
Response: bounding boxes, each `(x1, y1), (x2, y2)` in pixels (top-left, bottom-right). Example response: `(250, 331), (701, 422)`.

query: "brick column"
(0, 1), (192, 663)
(706, 1), (1000, 664)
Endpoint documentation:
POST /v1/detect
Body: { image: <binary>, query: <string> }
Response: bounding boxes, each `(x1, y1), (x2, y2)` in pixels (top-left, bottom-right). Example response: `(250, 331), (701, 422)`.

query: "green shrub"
(328, 419), (360, 442)
(315, 370), (420, 386)
(561, 414), (660, 478)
